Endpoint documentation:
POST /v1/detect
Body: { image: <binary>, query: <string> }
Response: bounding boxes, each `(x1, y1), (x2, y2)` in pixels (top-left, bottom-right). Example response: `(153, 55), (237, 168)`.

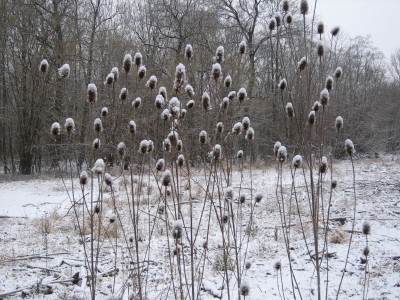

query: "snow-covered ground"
(0, 155), (399, 299)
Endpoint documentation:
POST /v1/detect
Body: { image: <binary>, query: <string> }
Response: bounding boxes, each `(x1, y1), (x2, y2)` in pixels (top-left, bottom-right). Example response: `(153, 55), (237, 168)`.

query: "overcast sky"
(310, 0), (399, 60)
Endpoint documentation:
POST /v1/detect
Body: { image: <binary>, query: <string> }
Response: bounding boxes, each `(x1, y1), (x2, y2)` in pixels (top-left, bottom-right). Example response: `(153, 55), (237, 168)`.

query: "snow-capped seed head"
(224, 186), (234, 201)
(255, 193), (263, 203)
(93, 158), (105, 175)
(177, 140), (183, 152)
(275, 13), (282, 27)
(199, 130), (207, 144)
(283, 0), (289, 11)
(215, 46), (224, 63)
(101, 107), (108, 117)
(184, 84), (194, 98)
(277, 145), (287, 163)
(317, 21), (324, 35)
(119, 88), (128, 101)
(147, 140), (154, 153)
(128, 120), (136, 135)
(94, 118), (103, 133)
(237, 150), (244, 159)
(174, 63), (186, 91)
(105, 73), (114, 85)
(239, 194), (246, 204)
(212, 144), (222, 160)
(363, 246), (370, 257)
(274, 141), (281, 158)
(325, 76), (333, 91)
(274, 261), (281, 270)
(216, 122), (224, 134)
(132, 97), (141, 109)
(312, 101), (320, 112)
(240, 282), (250, 297)
(334, 67), (343, 79)
(242, 117), (250, 130)
(308, 111), (316, 125)
(161, 109), (171, 121)
(345, 139), (355, 155)
(362, 221), (371, 235)
(232, 122), (242, 135)
(300, 0), (309, 14)
(123, 54), (132, 73)
(186, 99), (194, 110)
(164, 138), (171, 152)
(169, 97), (180, 111)
(331, 179), (338, 188)
(39, 59), (49, 73)
(168, 131), (179, 148)
(111, 67), (119, 81)
(268, 18), (276, 31)
(224, 75), (232, 88)
(238, 88), (247, 102)
(331, 26), (340, 36)
(172, 245), (181, 256)
(278, 78), (287, 90)
(245, 261), (252, 269)
(177, 154), (185, 167)
(239, 40), (246, 54)
(298, 57), (307, 71)
(179, 109), (187, 119)
(285, 13), (293, 24)
(155, 95), (164, 109)
(146, 75), (157, 90)
(221, 97), (229, 110)
(118, 142), (126, 157)
(94, 204), (100, 213)
(222, 213), (229, 224)
(51, 122), (61, 136)
(320, 88), (330, 106)
(92, 138), (100, 149)
(228, 91), (236, 101)
(286, 102), (294, 118)
(335, 116), (343, 131)
(202, 92), (210, 110)
(245, 127), (254, 140)
(162, 170), (172, 186)
(138, 140), (149, 154)
(138, 65), (146, 79)
(79, 171), (88, 185)
(157, 203), (165, 214)
(185, 44), (193, 60)
(292, 155), (302, 169)
(64, 118), (75, 134)
(109, 214), (116, 223)
(159, 86), (167, 101)
(156, 159), (165, 171)
(211, 63), (221, 80)
(320, 156), (328, 173)
(104, 173), (112, 186)
(87, 83), (97, 104)
(58, 64), (70, 78)
(317, 41), (324, 57)
(134, 52), (142, 67)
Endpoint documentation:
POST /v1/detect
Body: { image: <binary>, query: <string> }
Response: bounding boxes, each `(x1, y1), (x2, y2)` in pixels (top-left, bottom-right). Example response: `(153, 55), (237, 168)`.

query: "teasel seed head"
(169, 97), (180, 112)
(325, 76), (333, 91)
(320, 88), (329, 106)
(185, 44), (193, 60)
(161, 109), (171, 121)
(162, 170), (172, 187)
(308, 111), (316, 126)
(238, 88), (247, 102)
(274, 261), (281, 270)
(211, 63), (221, 80)
(58, 63), (70, 78)
(224, 75), (232, 88)
(133, 52), (142, 67)
(275, 13), (282, 27)
(39, 59), (49, 73)
(215, 46), (224, 63)
(185, 84), (194, 97)
(331, 26), (340, 36)
(172, 219), (183, 239)
(155, 94), (164, 109)
(221, 97), (229, 110)
(119, 87), (128, 101)
(240, 282), (250, 297)
(105, 73), (114, 85)
(245, 127), (254, 140)
(222, 213), (229, 224)
(232, 122), (242, 135)
(94, 118), (103, 133)
(245, 261), (252, 269)
(138, 65), (146, 79)
(285, 13), (293, 24)
(148, 139), (154, 153)
(87, 83), (98, 104)
(187, 99), (195, 109)
(362, 221), (371, 235)
(104, 173), (112, 186)
(317, 41), (324, 57)
(298, 56), (307, 71)
(51, 122), (61, 136)
(93, 138), (101, 149)
(128, 120), (136, 136)
(334, 67), (343, 79)
(268, 18), (276, 31)
(216, 122), (224, 134)
(92, 158), (105, 175)
(111, 67), (119, 81)
(317, 21), (324, 34)
(123, 54), (132, 73)
(282, 0), (289, 11)
(286, 102), (294, 117)
(312, 101), (320, 112)
(277, 145), (287, 163)
(255, 193), (263, 203)
(132, 97), (141, 109)
(320, 156), (328, 173)
(138, 140), (148, 154)
(363, 246), (370, 257)
(146, 75), (157, 90)
(172, 245), (181, 256)
(168, 130), (179, 148)
(239, 194), (246, 204)
(213, 144), (222, 160)
(242, 117), (250, 130)
(199, 130), (207, 144)
(300, 0), (309, 14)
(335, 116), (343, 131)
(174, 63), (186, 91)
(228, 91), (236, 101)
(118, 142), (126, 157)
(157, 203), (165, 215)
(156, 159), (165, 171)
(239, 40), (246, 54)
(237, 150), (244, 159)
(202, 92), (211, 110)
(292, 154), (302, 169)
(177, 140), (183, 152)
(64, 118), (75, 134)
(331, 179), (337, 189)
(164, 138), (171, 152)
(159, 86), (167, 101)
(345, 139), (355, 156)
(274, 141), (281, 159)
(278, 78), (287, 90)
(80, 171), (88, 185)
(177, 154), (185, 167)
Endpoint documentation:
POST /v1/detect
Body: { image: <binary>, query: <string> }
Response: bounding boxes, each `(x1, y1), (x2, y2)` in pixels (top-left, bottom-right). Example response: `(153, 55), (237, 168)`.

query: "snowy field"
(0, 155), (399, 299)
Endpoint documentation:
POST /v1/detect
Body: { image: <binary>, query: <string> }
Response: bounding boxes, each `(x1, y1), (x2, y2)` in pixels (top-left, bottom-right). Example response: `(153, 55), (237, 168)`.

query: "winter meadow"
(1, 0), (400, 299)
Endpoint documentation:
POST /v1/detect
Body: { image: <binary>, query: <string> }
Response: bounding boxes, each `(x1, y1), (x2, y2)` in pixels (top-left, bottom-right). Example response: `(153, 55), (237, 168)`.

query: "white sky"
(310, 0), (400, 60)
